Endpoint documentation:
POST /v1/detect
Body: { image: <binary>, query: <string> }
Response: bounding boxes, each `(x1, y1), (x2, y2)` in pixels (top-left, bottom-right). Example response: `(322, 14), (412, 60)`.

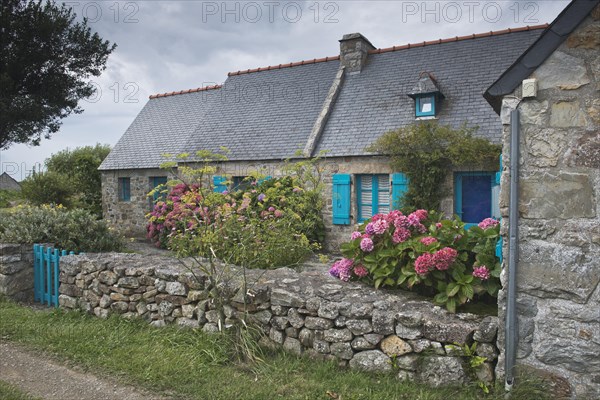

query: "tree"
(20, 144), (110, 215)
(0, 0), (116, 149)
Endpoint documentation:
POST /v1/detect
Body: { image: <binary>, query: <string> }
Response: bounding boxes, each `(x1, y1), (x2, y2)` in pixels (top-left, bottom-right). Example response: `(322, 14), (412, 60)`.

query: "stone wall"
(0, 243), (34, 302)
(101, 157), (468, 253)
(101, 168), (170, 236)
(59, 252), (499, 386)
(497, 10), (600, 398)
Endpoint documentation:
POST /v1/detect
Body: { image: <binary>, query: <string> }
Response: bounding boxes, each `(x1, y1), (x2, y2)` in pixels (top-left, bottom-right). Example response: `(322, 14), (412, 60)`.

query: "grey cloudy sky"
(1, 0), (569, 180)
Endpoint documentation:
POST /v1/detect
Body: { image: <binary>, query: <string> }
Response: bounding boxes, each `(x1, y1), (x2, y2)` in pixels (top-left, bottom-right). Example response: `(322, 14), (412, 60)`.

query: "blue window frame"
(454, 172), (495, 227)
(150, 176), (168, 203)
(415, 94), (436, 117)
(357, 175), (390, 222)
(118, 177), (131, 202)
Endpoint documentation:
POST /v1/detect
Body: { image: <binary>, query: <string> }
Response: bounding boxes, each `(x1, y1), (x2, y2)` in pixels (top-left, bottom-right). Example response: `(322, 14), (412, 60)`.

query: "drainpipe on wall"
(505, 109), (520, 392)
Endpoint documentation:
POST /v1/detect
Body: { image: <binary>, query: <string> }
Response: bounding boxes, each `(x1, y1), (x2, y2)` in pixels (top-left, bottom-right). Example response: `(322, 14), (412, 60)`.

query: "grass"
(0, 298), (550, 400)
(0, 381), (40, 400)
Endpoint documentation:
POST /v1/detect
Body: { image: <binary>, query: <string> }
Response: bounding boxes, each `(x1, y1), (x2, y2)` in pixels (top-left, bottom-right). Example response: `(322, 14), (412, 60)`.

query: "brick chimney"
(339, 33), (376, 74)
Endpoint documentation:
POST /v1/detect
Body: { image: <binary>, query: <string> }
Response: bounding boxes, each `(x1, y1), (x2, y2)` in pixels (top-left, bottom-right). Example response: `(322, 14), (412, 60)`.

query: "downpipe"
(505, 109), (520, 394)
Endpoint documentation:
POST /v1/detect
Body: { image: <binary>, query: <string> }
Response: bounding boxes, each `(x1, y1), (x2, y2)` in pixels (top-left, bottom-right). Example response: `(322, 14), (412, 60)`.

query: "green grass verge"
(0, 299), (549, 400)
(0, 381), (40, 400)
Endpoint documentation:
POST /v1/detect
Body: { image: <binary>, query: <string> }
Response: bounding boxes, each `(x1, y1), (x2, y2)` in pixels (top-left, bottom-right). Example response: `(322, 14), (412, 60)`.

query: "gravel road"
(0, 342), (171, 400)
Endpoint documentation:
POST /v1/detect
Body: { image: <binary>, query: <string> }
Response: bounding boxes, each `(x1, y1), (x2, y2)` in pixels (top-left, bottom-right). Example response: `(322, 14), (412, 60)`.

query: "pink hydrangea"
(329, 258), (354, 281)
(392, 227), (411, 244)
(353, 265), (369, 278)
(360, 237), (374, 252)
(268, 206), (275, 212)
(432, 247), (458, 271)
(372, 219), (389, 235)
(478, 218), (499, 230)
(386, 210), (403, 223)
(274, 210), (283, 218)
(372, 214), (385, 222)
(407, 213), (421, 227)
(420, 236), (438, 246)
(436, 222), (443, 229)
(414, 209), (428, 221)
(473, 265), (491, 280)
(415, 253), (435, 275)
(365, 222), (376, 236)
(350, 231), (362, 240)
(394, 215), (409, 229)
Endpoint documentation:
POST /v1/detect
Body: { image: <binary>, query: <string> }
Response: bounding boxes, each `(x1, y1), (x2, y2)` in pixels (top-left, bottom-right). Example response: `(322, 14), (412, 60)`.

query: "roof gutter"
(505, 109), (520, 392)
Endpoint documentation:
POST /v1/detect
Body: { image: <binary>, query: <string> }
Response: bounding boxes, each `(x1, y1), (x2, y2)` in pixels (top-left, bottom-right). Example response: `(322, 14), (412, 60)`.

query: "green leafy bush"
(367, 121), (501, 211)
(0, 189), (21, 208)
(146, 153), (325, 269)
(20, 144), (110, 216)
(330, 209), (500, 313)
(0, 205), (124, 252)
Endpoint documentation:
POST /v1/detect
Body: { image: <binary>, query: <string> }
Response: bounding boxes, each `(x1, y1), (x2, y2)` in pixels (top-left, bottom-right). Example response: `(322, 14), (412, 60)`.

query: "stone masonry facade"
(58, 252), (500, 386)
(496, 9), (600, 398)
(102, 157), (486, 252)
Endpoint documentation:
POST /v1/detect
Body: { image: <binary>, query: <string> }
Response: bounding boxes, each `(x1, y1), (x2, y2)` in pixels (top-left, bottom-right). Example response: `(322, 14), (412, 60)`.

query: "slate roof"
(101, 26), (546, 170)
(99, 86), (222, 170)
(314, 28), (544, 157)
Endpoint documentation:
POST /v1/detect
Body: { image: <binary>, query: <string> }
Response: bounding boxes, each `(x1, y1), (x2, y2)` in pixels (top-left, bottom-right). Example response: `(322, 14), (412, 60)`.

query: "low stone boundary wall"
(58, 253), (499, 386)
(0, 244), (34, 302)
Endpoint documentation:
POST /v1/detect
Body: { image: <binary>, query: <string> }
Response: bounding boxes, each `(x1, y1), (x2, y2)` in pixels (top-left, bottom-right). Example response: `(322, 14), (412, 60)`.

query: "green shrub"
(146, 153), (325, 269)
(330, 209), (501, 313)
(0, 205), (124, 252)
(0, 189), (21, 208)
(20, 171), (74, 207)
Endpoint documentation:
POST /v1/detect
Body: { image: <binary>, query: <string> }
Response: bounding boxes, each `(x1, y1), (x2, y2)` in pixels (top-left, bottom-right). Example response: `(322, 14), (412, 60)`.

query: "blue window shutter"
(332, 174), (351, 225)
(391, 173), (408, 210)
(495, 155), (502, 186)
(213, 176), (227, 193)
(496, 235), (503, 262)
(258, 175), (272, 185)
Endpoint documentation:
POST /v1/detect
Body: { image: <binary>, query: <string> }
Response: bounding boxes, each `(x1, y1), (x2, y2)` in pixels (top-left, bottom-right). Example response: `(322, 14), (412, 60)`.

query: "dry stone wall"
(58, 252), (499, 387)
(0, 243), (35, 302)
(497, 9), (600, 399)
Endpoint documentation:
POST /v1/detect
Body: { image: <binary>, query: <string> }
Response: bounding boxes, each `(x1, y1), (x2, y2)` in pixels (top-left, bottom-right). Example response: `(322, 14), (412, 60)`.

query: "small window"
(416, 95), (436, 117)
(232, 176), (250, 191)
(357, 174), (390, 222)
(150, 176), (168, 203)
(454, 172), (495, 227)
(118, 177), (131, 202)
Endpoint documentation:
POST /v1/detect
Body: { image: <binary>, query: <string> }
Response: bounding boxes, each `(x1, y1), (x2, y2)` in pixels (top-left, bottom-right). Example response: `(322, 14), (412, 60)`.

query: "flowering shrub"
(146, 176), (324, 269)
(331, 210), (501, 312)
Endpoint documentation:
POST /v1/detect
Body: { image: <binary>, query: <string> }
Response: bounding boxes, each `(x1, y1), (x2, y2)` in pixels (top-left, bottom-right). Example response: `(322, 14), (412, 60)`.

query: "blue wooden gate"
(33, 244), (74, 307)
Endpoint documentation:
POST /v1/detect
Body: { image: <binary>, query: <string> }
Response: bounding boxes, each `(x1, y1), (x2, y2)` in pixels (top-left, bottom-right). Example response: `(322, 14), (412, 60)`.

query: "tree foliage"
(0, 0), (117, 149)
(367, 121), (501, 211)
(20, 144), (110, 215)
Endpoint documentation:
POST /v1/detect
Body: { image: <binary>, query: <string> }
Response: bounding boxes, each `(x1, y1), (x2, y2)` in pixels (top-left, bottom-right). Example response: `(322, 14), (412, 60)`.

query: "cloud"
(1, 0), (570, 179)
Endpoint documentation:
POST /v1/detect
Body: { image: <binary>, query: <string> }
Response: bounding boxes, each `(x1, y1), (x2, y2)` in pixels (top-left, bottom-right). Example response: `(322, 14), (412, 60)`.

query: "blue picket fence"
(33, 244), (75, 307)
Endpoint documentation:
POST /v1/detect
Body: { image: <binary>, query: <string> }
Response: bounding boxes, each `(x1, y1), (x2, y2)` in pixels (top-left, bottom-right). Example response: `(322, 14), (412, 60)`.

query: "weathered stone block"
(330, 342), (353, 360)
(380, 335), (412, 357)
(305, 316), (333, 330)
(283, 337), (302, 355)
(351, 336), (376, 350)
(473, 316), (499, 343)
(324, 328), (353, 343)
(533, 51), (590, 90)
(299, 328), (314, 348)
(346, 319), (372, 336)
(422, 319), (477, 345)
(418, 356), (467, 387)
(349, 350), (392, 373)
(550, 101), (587, 127)
(165, 281), (186, 296)
(271, 288), (304, 308)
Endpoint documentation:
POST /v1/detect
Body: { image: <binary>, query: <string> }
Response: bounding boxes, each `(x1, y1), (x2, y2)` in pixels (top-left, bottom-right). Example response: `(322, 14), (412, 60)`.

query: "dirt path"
(0, 342), (171, 400)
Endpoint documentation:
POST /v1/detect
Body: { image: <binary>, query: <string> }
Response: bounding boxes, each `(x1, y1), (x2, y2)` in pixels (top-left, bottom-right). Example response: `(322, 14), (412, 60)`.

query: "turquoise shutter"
(332, 174), (351, 225)
(258, 175), (272, 185)
(213, 176), (227, 193)
(391, 173), (408, 210)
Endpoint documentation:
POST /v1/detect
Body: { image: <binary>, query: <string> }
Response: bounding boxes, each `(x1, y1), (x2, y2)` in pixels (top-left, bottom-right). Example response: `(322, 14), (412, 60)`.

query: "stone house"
(0, 172), (21, 191)
(100, 24), (546, 250)
(483, 0), (599, 397)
